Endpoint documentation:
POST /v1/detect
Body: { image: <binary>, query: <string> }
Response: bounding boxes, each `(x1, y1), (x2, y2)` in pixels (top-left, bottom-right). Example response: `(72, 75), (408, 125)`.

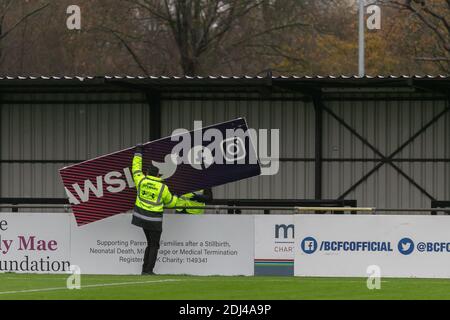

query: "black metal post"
(0, 91), (2, 209)
(146, 92), (161, 141)
(313, 95), (323, 200)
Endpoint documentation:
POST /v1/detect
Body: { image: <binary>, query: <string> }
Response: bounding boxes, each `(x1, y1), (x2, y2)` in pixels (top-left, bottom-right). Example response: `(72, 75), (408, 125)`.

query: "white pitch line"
(4, 277), (69, 281)
(0, 279), (182, 296)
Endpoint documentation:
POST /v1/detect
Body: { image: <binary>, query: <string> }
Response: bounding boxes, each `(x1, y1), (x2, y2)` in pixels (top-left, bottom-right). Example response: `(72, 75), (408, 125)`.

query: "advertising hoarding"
(295, 215), (450, 278)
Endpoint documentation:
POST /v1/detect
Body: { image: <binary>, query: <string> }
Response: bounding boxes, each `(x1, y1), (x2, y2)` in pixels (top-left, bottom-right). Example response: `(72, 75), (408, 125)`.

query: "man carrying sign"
(132, 143), (182, 275)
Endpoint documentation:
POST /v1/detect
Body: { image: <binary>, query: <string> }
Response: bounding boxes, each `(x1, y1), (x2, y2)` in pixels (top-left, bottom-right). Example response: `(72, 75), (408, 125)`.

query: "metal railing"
(208, 199), (357, 214)
(0, 197), (449, 214)
(0, 198), (359, 214)
(173, 206), (450, 214)
(431, 201), (450, 215)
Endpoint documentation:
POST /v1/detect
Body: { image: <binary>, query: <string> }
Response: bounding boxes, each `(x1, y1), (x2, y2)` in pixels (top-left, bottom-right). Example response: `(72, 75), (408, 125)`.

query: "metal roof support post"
(313, 94), (323, 200)
(146, 92), (161, 141)
(0, 93), (2, 210)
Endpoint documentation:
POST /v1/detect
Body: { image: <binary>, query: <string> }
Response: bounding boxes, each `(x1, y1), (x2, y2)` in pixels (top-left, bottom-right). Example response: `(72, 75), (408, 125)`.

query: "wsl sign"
(60, 118), (262, 226)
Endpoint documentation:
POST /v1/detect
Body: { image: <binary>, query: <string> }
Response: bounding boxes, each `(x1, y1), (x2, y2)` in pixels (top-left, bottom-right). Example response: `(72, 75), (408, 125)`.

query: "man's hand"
(135, 143), (144, 154)
(191, 189), (213, 203)
(191, 194), (209, 202)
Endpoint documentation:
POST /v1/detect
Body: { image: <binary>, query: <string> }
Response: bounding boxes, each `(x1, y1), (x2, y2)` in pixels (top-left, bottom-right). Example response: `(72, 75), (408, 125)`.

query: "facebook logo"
(301, 237), (318, 254)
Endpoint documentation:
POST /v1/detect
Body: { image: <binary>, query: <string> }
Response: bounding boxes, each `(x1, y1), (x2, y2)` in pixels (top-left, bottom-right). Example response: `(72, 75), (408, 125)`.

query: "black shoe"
(141, 271), (155, 275)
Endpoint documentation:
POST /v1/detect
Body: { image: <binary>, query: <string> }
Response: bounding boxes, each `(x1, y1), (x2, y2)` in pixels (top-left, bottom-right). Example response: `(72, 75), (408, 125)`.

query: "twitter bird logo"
(398, 238), (414, 255)
(152, 154), (179, 180)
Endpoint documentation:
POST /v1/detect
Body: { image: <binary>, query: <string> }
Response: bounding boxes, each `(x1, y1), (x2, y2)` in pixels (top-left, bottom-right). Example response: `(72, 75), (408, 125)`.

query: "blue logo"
(301, 237), (318, 254)
(398, 238), (414, 255)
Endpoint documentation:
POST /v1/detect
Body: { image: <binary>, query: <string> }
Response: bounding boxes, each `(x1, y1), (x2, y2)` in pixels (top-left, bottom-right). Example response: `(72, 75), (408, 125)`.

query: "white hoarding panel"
(70, 213), (254, 275)
(295, 215), (450, 278)
(155, 214), (254, 276)
(0, 213), (71, 273)
(69, 213), (145, 275)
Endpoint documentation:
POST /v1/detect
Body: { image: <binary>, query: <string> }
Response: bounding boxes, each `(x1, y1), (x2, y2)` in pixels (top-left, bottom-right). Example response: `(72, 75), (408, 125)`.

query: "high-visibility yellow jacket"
(176, 190), (206, 215)
(131, 152), (178, 229)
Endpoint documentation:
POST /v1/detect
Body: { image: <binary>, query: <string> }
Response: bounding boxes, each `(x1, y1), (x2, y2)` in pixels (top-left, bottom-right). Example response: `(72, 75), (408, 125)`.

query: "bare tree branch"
(378, 0), (450, 71)
(0, 2), (50, 41)
(98, 26), (150, 75)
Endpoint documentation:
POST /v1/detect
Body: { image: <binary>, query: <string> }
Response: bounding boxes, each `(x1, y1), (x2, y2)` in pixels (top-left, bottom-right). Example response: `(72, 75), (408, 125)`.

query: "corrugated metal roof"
(0, 75), (449, 80)
(0, 75), (448, 96)
(109, 75), (450, 79)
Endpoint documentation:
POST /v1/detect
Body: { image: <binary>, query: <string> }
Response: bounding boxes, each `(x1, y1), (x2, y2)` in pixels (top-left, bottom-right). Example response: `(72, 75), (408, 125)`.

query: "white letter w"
(72, 176), (104, 202)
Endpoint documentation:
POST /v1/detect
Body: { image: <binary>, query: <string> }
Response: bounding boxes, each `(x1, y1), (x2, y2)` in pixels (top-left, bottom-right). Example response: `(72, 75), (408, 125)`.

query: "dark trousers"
(142, 228), (162, 273)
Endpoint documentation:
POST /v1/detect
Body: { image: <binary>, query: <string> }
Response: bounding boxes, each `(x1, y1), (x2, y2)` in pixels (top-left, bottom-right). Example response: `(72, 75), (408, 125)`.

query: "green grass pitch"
(1, 273), (450, 300)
